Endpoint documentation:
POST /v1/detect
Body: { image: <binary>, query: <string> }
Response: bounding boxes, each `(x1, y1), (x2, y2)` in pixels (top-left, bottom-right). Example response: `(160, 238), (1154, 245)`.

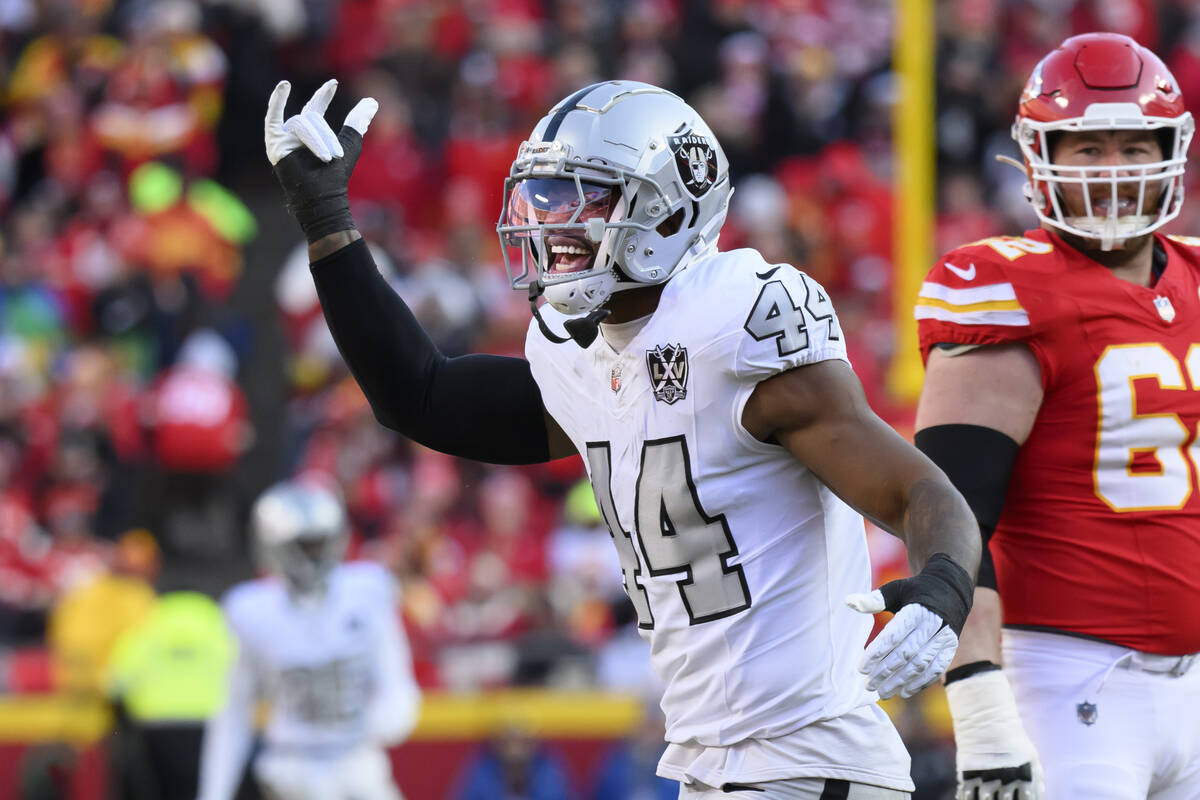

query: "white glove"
(845, 590), (959, 699)
(945, 668), (1044, 800)
(264, 78), (379, 242)
(264, 78), (378, 166)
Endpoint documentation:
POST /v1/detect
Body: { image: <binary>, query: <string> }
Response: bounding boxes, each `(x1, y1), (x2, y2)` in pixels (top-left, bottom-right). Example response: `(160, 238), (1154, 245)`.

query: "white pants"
(254, 744), (403, 800)
(679, 777), (908, 799)
(1003, 629), (1200, 799)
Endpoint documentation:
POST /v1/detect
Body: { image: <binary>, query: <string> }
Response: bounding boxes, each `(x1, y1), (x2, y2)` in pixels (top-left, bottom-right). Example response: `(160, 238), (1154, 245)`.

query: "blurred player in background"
(916, 32), (1200, 799)
(196, 478), (420, 800)
(263, 78), (982, 799)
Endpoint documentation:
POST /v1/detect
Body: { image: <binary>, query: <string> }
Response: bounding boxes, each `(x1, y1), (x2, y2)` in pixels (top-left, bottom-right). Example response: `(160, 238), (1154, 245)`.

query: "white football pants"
(1003, 628), (1200, 799)
(254, 745), (403, 800)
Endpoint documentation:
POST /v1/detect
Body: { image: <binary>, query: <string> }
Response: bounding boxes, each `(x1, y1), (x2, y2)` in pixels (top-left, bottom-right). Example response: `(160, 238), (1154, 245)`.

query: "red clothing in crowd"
(149, 366), (248, 473)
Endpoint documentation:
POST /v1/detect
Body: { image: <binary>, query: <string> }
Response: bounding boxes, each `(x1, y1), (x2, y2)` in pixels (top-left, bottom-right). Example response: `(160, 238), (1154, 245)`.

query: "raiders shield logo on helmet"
(668, 130), (717, 198)
(646, 344), (688, 404)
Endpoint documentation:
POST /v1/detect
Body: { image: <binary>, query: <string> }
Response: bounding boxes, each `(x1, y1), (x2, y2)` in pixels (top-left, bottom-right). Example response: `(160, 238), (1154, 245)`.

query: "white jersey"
(527, 248), (911, 788)
(197, 561), (420, 800)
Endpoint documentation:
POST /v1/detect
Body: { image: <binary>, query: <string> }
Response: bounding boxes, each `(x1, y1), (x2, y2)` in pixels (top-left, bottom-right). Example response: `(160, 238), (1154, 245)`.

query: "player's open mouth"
(547, 236), (597, 274)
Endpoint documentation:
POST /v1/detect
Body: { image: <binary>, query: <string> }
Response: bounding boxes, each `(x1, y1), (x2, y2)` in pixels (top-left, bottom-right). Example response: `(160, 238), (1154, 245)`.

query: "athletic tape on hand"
(946, 669), (1045, 799)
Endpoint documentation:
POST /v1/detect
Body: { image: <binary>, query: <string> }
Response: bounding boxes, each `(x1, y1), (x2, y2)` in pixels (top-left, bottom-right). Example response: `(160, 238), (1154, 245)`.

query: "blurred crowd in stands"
(4, 0), (1200, 796)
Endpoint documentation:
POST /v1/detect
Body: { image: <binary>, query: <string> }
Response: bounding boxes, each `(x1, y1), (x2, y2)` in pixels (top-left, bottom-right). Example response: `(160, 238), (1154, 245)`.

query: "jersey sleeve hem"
(731, 381), (787, 455)
(729, 348), (851, 456)
(733, 343), (851, 383)
(918, 324), (1052, 389)
(918, 324), (1031, 363)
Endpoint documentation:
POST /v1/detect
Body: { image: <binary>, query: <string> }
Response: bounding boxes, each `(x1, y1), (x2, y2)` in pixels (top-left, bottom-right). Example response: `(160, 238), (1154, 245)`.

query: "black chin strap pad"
(528, 284), (610, 348)
(563, 309), (610, 347)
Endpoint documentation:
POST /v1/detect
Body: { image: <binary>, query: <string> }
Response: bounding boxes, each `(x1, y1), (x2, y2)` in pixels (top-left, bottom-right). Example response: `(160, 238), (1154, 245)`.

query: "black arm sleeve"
(310, 238), (553, 465)
(914, 424), (1020, 590)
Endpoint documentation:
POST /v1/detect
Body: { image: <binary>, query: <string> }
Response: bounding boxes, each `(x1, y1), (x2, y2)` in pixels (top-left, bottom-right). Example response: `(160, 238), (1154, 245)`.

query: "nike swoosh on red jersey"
(944, 262), (976, 280)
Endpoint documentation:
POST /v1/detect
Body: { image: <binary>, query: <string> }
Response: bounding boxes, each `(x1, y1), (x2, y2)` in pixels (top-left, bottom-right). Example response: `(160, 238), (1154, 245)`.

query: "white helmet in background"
(252, 479), (348, 595)
(498, 81), (733, 316)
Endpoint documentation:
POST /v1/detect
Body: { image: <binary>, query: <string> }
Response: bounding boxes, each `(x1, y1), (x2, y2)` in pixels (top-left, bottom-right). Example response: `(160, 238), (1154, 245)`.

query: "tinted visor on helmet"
(500, 178), (617, 278)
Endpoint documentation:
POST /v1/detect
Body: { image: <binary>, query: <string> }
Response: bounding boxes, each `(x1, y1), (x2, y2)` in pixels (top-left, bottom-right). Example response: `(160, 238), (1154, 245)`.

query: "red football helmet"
(1012, 33), (1194, 250)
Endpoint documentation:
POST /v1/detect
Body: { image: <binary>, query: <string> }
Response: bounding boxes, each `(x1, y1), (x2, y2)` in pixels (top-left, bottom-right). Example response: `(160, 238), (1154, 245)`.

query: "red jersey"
(150, 367), (247, 473)
(917, 228), (1200, 655)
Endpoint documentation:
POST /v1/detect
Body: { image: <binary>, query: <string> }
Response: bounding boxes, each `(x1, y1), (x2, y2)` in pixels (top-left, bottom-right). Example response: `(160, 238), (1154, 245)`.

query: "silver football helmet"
(497, 81), (733, 316)
(252, 480), (348, 595)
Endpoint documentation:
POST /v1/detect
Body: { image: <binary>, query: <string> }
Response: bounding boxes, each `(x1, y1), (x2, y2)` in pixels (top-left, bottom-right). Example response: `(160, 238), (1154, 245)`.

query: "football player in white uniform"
(265, 79), (980, 799)
(196, 480), (420, 800)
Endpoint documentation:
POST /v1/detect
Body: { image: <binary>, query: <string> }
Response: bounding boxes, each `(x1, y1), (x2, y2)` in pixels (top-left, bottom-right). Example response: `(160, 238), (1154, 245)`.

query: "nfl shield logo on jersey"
(646, 344), (688, 404)
(1154, 295), (1176, 322)
(667, 130), (717, 198)
(1076, 700), (1098, 726)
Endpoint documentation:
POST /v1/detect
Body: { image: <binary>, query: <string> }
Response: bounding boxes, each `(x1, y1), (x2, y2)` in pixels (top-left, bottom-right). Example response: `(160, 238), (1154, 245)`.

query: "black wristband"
(879, 553), (975, 636)
(272, 127), (363, 243)
(943, 660), (1002, 685)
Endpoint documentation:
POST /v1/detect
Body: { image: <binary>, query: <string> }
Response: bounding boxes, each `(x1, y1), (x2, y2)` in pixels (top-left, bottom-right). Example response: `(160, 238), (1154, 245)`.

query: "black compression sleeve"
(914, 424), (1020, 590)
(310, 238), (553, 465)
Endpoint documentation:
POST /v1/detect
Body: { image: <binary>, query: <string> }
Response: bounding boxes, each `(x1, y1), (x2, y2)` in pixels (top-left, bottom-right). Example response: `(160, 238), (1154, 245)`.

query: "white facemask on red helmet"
(1011, 33), (1194, 250)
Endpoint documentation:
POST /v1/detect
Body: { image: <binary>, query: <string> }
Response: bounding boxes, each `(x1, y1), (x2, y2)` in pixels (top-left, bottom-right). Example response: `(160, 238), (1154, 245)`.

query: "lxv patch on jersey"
(647, 343), (688, 404)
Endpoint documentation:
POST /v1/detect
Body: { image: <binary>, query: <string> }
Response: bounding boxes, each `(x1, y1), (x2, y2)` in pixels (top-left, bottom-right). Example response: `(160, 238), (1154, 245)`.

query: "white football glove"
(264, 79), (379, 242)
(845, 590), (959, 699)
(264, 78), (378, 166)
(946, 668), (1045, 800)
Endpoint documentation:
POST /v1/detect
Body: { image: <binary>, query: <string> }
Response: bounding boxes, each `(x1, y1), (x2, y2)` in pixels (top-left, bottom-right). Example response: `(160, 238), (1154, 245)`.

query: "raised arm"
(266, 81), (574, 464)
(914, 343), (1045, 799)
(743, 359), (979, 700)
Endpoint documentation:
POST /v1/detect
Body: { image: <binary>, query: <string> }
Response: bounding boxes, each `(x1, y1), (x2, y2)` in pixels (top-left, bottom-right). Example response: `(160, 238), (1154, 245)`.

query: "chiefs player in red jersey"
(915, 33), (1200, 799)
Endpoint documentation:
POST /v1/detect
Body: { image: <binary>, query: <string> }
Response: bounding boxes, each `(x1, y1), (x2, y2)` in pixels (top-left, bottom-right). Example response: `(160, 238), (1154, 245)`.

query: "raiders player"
(266, 79), (979, 798)
(196, 479), (420, 800)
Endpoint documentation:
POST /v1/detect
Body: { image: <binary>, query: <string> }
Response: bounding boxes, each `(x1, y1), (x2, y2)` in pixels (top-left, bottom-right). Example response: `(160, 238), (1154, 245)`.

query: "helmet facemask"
(252, 482), (349, 599)
(1014, 108), (1194, 250)
(497, 82), (733, 333)
(273, 533), (346, 595)
(497, 143), (683, 315)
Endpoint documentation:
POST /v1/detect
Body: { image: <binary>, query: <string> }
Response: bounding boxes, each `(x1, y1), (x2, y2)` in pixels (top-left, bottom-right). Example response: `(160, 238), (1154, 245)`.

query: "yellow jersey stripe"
(915, 297), (1025, 313)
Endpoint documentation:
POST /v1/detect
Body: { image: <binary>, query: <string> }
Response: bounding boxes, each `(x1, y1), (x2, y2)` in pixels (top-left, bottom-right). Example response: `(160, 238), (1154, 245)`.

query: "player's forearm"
(368, 682), (421, 745)
(949, 586), (1004, 668)
(308, 228), (362, 261)
(196, 713), (254, 800)
(309, 237), (553, 464)
(196, 658), (257, 800)
(368, 612), (422, 745)
(899, 474), (982, 578)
